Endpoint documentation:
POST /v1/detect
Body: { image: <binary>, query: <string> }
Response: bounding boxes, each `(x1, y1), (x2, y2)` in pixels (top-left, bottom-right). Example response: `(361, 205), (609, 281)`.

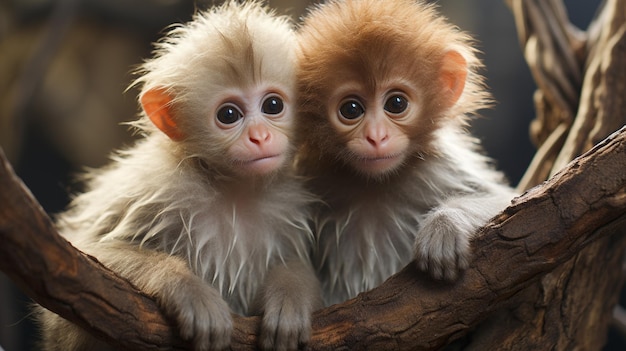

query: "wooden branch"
(485, 1), (626, 348)
(551, 0), (626, 175)
(0, 147), (188, 350)
(1, 125), (624, 350)
(508, 0), (584, 150)
(509, 0), (582, 191)
(514, 0), (625, 191)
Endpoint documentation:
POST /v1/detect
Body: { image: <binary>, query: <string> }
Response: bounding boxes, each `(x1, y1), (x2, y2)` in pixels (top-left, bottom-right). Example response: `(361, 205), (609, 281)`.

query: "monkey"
(295, 0), (518, 306)
(36, 1), (322, 350)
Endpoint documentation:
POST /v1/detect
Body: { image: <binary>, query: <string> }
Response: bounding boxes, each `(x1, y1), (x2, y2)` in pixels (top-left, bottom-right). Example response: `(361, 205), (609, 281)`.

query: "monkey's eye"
(339, 100), (365, 120)
(216, 104), (243, 125)
(261, 96), (284, 115)
(384, 95), (409, 114)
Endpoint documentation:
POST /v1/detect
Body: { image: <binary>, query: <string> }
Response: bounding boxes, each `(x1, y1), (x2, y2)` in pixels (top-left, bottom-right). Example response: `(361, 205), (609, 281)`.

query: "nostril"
(366, 136), (376, 146)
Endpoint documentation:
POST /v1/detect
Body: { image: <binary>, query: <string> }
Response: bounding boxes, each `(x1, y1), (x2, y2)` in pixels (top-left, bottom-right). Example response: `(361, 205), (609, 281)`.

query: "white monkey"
(37, 1), (322, 350)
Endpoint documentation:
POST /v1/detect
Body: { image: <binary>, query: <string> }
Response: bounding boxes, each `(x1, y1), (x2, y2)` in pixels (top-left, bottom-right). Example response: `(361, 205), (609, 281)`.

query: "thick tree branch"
(0, 148), (189, 350)
(1, 126), (624, 350)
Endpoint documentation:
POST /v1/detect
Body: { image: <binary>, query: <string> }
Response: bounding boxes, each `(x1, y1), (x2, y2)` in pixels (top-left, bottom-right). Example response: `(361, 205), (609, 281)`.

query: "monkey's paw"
(260, 294), (313, 351)
(413, 208), (474, 281)
(159, 278), (233, 351)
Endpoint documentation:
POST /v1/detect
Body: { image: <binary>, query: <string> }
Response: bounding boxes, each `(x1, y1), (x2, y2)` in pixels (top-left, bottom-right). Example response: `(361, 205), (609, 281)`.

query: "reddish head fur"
(296, 0), (490, 168)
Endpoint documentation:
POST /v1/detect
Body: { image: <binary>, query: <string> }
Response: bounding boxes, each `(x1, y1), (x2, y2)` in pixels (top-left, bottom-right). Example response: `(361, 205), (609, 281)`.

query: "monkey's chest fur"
(149, 191), (313, 314)
(150, 182), (316, 315)
(313, 178), (431, 306)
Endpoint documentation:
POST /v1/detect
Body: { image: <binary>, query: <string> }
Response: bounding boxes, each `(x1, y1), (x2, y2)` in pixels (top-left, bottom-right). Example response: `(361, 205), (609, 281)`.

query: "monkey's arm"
(83, 241), (233, 351)
(253, 258), (323, 351)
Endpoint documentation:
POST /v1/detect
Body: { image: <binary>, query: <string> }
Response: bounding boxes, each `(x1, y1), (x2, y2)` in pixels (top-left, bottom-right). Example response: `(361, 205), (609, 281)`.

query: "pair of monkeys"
(38, 0), (516, 350)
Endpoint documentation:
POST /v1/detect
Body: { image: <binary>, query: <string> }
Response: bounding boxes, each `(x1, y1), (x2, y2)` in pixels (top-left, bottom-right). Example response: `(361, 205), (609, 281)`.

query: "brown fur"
(297, 0), (490, 165)
(296, 0), (515, 305)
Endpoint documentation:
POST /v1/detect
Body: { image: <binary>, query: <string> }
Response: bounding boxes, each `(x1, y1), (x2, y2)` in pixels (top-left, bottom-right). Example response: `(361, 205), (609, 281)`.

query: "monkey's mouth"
(363, 155), (398, 161)
(361, 153), (402, 163)
(248, 154), (281, 163)
(238, 154), (284, 174)
(355, 153), (403, 174)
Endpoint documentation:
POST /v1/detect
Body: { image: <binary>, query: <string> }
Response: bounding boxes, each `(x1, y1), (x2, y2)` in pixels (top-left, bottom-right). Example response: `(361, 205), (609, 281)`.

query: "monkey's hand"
(413, 207), (475, 281)
(158, 275), (233, 351)
(413, 192), (514, 280)
(257, 261), (323, 351)
(85, 245), (233, 350)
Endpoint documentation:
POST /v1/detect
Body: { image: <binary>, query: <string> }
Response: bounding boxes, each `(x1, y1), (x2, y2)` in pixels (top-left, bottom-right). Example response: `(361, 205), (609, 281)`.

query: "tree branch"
(514, 0), (625, 191)
(1, 126), (624, 350)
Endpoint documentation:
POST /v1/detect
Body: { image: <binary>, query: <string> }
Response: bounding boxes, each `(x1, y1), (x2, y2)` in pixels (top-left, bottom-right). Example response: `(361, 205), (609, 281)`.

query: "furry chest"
(315, 204), (418, 305)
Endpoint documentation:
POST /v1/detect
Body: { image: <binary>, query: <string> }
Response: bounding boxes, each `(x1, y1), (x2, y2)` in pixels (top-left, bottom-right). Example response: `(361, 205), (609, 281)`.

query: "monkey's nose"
(366, 132), (390, 148)
(248, 126), (272, 146)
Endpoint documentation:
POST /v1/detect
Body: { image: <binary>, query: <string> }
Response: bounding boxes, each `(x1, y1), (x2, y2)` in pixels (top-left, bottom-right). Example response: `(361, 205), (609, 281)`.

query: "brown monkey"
(296, 0), (517, 306)
(37, 1), (322, 350)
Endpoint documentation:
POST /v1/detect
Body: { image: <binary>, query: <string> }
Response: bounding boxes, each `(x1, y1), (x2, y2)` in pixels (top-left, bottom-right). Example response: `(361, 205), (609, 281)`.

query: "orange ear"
(439, 50), (468, 108)
(140, 88), (185, 141)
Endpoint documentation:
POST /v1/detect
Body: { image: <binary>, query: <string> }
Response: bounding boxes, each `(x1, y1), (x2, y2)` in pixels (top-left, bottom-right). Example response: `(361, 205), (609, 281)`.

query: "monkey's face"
(209, 84), (293, 177)
(296, 0), (480, 181)
(327, 80), (419, 177)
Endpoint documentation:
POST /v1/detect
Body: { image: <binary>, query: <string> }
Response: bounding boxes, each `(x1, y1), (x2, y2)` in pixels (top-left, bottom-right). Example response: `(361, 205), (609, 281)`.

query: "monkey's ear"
(141, 88), (185, 141)
(439, 50), (468, 108)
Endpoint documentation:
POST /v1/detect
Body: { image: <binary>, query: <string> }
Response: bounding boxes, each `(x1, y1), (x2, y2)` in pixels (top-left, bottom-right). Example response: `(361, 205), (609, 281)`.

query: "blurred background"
(0, 0), (619, 349)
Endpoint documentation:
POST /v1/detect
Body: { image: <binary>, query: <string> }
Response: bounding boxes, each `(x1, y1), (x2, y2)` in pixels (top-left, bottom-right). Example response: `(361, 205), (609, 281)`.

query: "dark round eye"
(384, 95), (408, 114)
(216, 105), (243, 124)
(261, 96), (284, 115)
(339, 100), (365, 120)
